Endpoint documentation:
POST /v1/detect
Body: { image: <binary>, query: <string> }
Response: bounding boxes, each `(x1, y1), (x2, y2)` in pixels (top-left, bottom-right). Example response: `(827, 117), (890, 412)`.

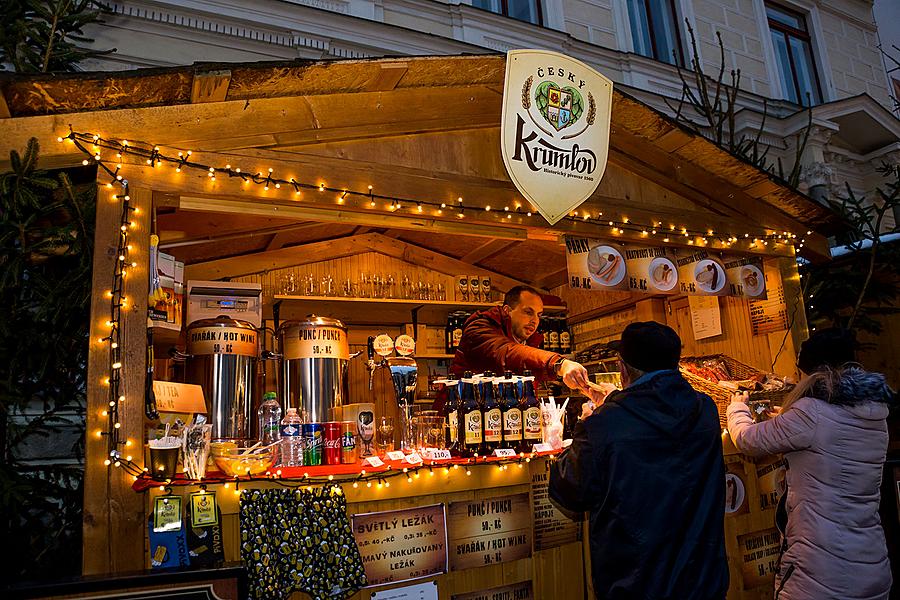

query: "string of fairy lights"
(149, 454), (551, 496)
(57, 128), (809, 250)
(64, 124), (805, 486)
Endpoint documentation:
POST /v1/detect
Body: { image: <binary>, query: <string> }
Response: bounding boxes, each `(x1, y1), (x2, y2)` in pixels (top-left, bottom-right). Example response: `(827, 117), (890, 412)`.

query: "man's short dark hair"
(503, 285), (542, 308)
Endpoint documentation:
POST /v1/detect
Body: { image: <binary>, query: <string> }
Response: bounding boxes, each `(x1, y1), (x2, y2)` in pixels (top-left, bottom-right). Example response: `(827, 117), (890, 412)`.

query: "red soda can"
(323, 422), (342, 465)
(341, 421), (357, 464)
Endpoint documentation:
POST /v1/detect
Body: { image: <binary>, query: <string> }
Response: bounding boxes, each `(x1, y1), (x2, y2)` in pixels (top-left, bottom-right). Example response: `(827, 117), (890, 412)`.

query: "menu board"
(530, 459), (582, 550)
(756, 456), (787, 511)
(451, 581), (533, 600)
(565, 237), (766, 299)
(352, 504), (447, 586)
(688, 296), (723, 340)
(737, 528), (782, 589)
(447, 494), (532, 571)
(749, 261), (788, 335)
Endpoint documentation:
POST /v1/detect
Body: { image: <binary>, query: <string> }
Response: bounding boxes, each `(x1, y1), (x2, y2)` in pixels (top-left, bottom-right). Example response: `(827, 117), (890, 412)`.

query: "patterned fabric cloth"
(240, 485), (367, 600)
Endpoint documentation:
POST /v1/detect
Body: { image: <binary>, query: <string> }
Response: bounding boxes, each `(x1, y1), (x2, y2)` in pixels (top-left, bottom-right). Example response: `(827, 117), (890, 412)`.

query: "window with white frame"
(626, 0), (684, 66)
(472, 0), (543, 26)
(765, 2), (823, 106)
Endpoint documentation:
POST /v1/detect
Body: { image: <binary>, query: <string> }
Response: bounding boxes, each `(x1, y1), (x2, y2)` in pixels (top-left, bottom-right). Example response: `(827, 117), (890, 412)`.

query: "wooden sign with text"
(153, 381), (206, 414)
(530, 458), (582, 551)
(352, 504), (447, 586)
(447, 493), (532, 571)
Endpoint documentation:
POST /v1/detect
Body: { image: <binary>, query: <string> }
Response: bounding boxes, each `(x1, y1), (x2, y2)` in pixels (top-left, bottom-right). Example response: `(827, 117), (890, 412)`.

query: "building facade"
(81, 0), (898, 225)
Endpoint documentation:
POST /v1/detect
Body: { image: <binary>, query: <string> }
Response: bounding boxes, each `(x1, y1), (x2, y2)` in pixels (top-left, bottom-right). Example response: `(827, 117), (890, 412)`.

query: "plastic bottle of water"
(280, 408), (304, 467)
(258, 391), (282, 463)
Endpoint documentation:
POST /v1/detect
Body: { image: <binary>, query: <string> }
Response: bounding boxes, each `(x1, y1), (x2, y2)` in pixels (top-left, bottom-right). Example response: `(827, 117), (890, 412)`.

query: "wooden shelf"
(272, 295), (565, 326)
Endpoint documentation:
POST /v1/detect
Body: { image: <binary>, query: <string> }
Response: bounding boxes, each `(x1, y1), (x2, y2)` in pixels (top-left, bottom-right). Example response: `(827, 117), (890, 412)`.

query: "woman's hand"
(730, 391), (750, 405)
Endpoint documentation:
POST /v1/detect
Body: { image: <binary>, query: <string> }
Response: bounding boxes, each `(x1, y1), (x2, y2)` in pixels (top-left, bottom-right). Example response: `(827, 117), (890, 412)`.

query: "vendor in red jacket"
(451, 285), (592, 390)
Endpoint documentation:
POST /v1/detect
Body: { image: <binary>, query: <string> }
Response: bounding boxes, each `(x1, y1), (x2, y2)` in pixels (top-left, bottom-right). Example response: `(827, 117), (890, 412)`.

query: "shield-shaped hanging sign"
(500, 50), (613, 225)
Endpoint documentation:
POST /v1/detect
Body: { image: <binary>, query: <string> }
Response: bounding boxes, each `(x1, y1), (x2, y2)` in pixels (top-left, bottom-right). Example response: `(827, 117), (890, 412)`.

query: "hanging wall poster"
(565, 237), (766, 299)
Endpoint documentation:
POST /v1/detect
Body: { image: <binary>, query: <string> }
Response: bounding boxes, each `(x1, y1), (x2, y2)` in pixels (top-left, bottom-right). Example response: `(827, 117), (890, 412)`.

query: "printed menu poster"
(448, 494), (532, 571)
(352, 504), (447, 586)
(530, 458), (582, 550)
(688, 296), (723, 340)
(737, 528), (782, 589)
(451, 581), (533, 600)
(565, 237), (766, 299)
(749, 261), (788, 335)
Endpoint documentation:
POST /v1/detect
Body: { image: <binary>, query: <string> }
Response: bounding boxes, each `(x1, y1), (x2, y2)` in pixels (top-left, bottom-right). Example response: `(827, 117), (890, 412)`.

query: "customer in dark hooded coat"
(549, 321), (729, 600)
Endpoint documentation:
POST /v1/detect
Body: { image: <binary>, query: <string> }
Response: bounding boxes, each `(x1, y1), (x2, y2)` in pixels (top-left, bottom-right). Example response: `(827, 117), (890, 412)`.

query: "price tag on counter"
(364, 456), (385, 468)
(493, 448), (517, 458)
(532, 443), (553, 453)
(424, 448), (452, 461)
(404, 452), (424, 465)
(386, 451), (406, 461)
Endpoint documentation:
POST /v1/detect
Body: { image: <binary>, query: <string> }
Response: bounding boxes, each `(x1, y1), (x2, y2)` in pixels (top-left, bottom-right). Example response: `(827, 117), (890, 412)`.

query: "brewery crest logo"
(501, 50), (613, 225)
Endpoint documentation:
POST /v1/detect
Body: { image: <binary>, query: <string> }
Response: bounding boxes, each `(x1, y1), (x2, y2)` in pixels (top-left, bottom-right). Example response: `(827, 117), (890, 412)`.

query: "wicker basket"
(679, 354), (793, 427)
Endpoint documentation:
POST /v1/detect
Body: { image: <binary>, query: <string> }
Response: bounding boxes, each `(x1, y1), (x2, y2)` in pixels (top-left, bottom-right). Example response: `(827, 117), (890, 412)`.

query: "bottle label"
(464, 410), (482, 445)
(560, 331), (571, 351)
(503, 408), (523, 441)
(281, 424), (301, 437)
(549, 332), (560, 348)
(452, 329), (463, 347)
(448, 410), (458, 443)
(523, 407), (542, 440)
(484, 408), (502, 442)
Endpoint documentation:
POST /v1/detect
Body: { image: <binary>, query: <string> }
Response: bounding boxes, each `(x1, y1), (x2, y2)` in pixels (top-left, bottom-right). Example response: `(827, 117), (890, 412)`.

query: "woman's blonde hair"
(780, 368), (838, 412)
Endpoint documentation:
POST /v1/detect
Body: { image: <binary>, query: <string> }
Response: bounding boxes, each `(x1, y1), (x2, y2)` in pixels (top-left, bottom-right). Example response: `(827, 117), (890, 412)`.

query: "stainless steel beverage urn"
(278, 316), (350, 423)
(185, 316), (258, 441)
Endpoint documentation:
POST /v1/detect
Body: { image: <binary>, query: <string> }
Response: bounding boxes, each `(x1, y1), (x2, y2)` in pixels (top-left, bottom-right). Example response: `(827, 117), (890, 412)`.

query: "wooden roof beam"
(362, 233), (534, 292)
(190, 70), (231, 104)
(459, 238), (511, 265)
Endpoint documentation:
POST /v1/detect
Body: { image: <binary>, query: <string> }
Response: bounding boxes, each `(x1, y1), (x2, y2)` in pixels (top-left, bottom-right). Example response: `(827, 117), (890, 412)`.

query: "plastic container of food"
(213, 446), (276, 476)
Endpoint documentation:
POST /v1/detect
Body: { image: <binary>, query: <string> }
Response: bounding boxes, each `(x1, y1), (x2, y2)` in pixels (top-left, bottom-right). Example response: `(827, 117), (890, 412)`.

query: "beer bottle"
(458, 371), (482, 458)
(445, 314), (454, 354)
(500, 370), (522, 451)
(559, 317), (572, 354)
(451, 313), (465, 351)
(547, 317), (559, 352)
(519, 370), (542, 453)
(441, 379), (461, 457)
(480, 371), (502, 454)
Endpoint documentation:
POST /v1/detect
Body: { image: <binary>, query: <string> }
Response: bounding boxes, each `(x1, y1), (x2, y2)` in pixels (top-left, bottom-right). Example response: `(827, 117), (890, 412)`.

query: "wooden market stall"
(0, 54), (839, 600)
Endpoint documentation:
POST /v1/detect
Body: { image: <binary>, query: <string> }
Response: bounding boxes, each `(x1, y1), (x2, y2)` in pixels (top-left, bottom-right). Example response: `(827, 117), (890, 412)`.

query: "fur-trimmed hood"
(811, 366), (894, 407)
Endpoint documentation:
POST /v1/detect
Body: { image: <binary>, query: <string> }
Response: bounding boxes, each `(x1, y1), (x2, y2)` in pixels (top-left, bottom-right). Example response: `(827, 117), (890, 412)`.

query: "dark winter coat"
(550, 370), (729, 599)
(727, 367), (893, 600)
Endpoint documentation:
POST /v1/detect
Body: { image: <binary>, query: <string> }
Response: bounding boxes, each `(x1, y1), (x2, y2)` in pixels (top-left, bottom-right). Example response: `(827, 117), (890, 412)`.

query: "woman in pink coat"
(727, 329), (893, 600)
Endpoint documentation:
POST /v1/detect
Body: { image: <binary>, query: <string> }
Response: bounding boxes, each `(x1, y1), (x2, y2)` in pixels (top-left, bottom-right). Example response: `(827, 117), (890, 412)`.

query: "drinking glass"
(376, 416), (395, 454)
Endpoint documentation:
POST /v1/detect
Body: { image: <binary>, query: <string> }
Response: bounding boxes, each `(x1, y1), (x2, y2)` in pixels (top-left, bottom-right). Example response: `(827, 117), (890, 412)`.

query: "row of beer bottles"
(538, 316), (572, 354)
(443, 370), (542, 458)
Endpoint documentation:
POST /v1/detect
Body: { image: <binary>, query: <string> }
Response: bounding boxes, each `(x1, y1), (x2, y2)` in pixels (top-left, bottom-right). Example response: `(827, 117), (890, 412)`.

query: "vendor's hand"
(559, 359), (590, 390)
(730, 391), (750, 405)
